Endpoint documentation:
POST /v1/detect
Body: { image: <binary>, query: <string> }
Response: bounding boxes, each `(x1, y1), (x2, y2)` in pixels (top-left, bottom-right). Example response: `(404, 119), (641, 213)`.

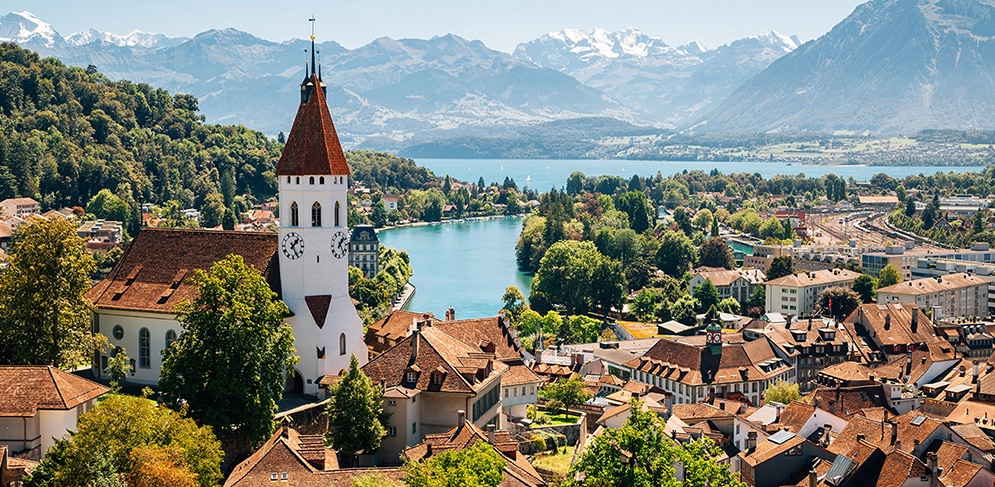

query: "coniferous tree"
(766, 256), (795, 280)
(326, 355), (387, 467)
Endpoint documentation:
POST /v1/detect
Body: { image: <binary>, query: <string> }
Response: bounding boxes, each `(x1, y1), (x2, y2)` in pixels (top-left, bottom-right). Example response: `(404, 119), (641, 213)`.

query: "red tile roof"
(276, 74), (350, 176)
(0, 366), (108, 417)
(87, 228), (280, 313)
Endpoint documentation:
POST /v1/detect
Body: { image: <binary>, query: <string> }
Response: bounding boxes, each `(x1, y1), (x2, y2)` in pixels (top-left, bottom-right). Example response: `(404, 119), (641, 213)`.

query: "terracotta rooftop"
(432, 315), (521, 363)
(771, 401), (816, 434)
(0, 366), (109, 417)
(276, 74), (349, 176)
(502, 364), (541, 387)
(820, 361), (874, 383)
(940, 459), (985, 487)
(764, 268), (860, 287)
(403, 419), (544, 487)
(876, 449), (929, 487)
(692, 268), (765, 287)
(805, 384), (891, 419)
(845, 302), (950, 349)
(362, 325), (507, 395)
(624, 335), (789, 387)
(87, 228), (280, 313)
(367, 310), (431, 343)
(876, 273), (988, 296)
(741, 434), (805, 467)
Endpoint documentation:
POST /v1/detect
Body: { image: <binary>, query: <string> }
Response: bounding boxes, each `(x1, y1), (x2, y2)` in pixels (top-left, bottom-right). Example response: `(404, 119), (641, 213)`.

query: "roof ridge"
(48, 366), (69, 409)
(415, 329), (476, 392)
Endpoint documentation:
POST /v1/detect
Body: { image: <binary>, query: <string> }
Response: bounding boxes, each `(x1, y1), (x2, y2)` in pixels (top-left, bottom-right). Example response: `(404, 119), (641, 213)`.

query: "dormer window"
(406, 371), (417, 383)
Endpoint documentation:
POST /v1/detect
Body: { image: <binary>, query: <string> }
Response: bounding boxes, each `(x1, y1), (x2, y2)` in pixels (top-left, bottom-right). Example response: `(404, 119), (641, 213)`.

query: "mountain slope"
(513, 27), (799, 125)
(701, 0), (995, 134)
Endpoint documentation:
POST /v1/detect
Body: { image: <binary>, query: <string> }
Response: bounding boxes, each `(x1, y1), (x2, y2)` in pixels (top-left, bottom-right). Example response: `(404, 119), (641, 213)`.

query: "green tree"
(566, 171), (585, 196)
(531, 240), (612, 314)
(698, 237), (735, 269)
(852, 274), (876, 303)
(692, 279), (720, 313)
(104, 349), (132, 393)
(747, 285), (766, 309)
(655, 231), (698, 278)
(759, 216), (785, 240)
(591, 258), (626, 316)
(669, 295), (700, 326)
(710, 216), (720, 237)
(766, 256), (795, 280)
(326, 355), (387, 467)
(568, 400), (746, 487)
(24, 395), (222, 487)
(716, 297), (741, 315)
(693, 208), (713, 231)
(763, 379), (801, 404)
(500, 285), (527, 325)
(85, 188), (129, 221)
(818, 286), (862, 319)
(199, 193), (226, 228)
(372, 200), (388, 228)
(159, 255), (297, 449)
(631, 288), (664, 322)
(616, 191), (653, 233)
(877, 264), (902, 288)
(124, 446), (199, 487)
(540, 376), (592, 414)
(351, 473), (402, 487)
(404, 441), (505, 487)
(905, 198), (917, 217)
(0, 217), (97, 368)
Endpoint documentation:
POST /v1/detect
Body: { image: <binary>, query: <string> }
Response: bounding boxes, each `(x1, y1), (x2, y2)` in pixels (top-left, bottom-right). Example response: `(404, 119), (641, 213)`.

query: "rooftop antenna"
(309, 16), (316, 76)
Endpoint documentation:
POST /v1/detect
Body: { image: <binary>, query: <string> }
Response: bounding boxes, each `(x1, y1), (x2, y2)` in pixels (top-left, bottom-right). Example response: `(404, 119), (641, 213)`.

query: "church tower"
(276, 30), (366, 395)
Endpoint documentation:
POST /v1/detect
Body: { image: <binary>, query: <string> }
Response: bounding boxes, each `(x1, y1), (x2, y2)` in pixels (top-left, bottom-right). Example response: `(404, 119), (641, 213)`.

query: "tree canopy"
(766, 256), (795, 280)
(159, 254), (297, 449)
(763, 380), (801, 405)
(404, 441), (506, 487)
(698, 237), (735, 269)
(540, 376), (592, 414)
(531, 240), (624, 315)
(655, 231), (698, 278)
(326, 355), (387, 466)
(818, 286), (862, 320)
(877, 264), (903, 288)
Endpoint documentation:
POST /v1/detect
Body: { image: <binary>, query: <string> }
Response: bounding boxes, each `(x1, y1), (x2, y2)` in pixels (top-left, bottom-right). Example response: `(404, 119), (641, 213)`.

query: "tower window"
(309, 176), (315, 185)
(340, 333), (346, 355)
(334, 201), (341, 227)
(139, 328), (150, 368)
(290, 202), (299, 226)
(286, 176), (290, 183)
(295, 177), (300, 185)
(319, 176), (325, 184)
(312, 202), (322, 227)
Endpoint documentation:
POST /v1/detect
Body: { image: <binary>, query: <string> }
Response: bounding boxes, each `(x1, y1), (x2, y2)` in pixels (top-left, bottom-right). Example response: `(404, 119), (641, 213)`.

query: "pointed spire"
(318, 62), (322, 81)
(309, 16), (316, 77)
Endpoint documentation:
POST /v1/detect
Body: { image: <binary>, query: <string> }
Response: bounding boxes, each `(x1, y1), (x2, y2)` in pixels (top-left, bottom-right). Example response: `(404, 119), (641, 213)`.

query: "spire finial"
(309, 16), (316, 76)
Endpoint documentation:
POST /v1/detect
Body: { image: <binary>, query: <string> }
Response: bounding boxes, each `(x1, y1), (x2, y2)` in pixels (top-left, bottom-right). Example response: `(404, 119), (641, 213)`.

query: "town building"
(87, 61), (366, 395)
(77, 219), (124, 251)
(843, 303), (955, 360)
(0, 366), (109, 459)
(911, 258), (995, 314)
(862, 243), (995, 279)
(875, 273), (988, 319)
(934, 318), (995, 359)
(857, 195), (900, 210)
(622, 325), (793, 407)
(764, 268), (860, 317)
(689, 267), (766, 305)
(759, 317), (858, 392)
(738, 430), (834, 487)
(0, 198), (40, 219)
(1, 446), (37, 487)
(223, 422), (404, 487)
(382, 194), (399, 212)
(939, 195), (992, 218)
(348, 224), (379, 278)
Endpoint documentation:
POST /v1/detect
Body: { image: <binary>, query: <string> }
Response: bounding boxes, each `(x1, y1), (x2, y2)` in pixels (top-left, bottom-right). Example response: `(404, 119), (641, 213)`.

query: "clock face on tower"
(331, 231), (349, 259)
(282, 232), (305, 260)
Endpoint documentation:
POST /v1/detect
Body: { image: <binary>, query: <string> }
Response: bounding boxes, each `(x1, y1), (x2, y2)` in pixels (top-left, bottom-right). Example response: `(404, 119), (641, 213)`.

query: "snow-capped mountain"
(0, 11), (61, 48)
(65, 28), (187, 49)
(513, 27), (801, 124)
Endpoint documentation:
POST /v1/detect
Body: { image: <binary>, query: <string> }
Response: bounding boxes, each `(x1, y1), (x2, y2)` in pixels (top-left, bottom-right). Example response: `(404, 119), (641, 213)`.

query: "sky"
(9, 0), (866, 52)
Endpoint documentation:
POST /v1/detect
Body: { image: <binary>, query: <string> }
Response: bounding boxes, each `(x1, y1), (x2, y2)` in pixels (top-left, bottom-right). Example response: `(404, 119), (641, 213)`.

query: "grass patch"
(617, 320), (657, 339)
(532, 409), (581, 427)
(532, 445), (575, 474)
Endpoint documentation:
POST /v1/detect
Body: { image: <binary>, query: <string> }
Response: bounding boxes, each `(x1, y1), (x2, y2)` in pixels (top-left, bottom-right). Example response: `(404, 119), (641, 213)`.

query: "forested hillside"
(0, 42), (283, 232)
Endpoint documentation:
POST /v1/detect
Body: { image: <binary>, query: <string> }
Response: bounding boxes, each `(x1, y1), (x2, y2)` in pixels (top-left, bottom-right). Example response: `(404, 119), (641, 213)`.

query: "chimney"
(747, 431), (757, 450)
(927, 452), (939, 487)
(809, 470), (817, 487)
(912, 308), (919, 334)
(809, 317), (813, 331)
(426, 443), (432, 457)
(423, 313), (433, 328)
(823, 424), (833, 447)
(895, 439), (902, 452)
(890, 421), (898, 445)
(412, 330), (420, 360)
(857, 433), (866, 443)
(446, 307), (455, 321)
(913, 439), (920, 453)
(973, 361), (980, 383)
(487, 424), (496, 445)
(885, 314), (891, 330)
(380, 378), (387, 391)
(457, 410), (466, 424)
(281, 420), (290, 438)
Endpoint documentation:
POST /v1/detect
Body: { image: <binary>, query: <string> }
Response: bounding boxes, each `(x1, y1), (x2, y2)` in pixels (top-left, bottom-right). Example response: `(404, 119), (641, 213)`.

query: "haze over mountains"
(4, 0), (995, 153)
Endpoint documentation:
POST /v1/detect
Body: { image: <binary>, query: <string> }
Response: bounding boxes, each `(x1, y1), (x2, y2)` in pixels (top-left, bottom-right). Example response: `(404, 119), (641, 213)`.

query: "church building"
(87, 39), (366, 395)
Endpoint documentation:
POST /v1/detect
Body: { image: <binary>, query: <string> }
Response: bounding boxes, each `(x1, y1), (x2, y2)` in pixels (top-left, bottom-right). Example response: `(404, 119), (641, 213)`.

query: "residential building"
(223, 422), (404, 487)
(1, 446), (37, 487)
(738, 430), (834, 487)
(689, 267), (766, 305)
(77, 219), (124, 251)
(934, 318), (995, 359)
(87, 66), (367, 395)
(348, 224), (379, 278)
(623, 328), (793, 407)
(366, 310), (433, 355)
(402, 413), (545, 487)
(360, 320), (508, 464)
(382, 194), (399, 212)
(0, 198), (40, 219)
(0, 366), (108, 459)
(862, 243), (995, 279)
(764, 268), (861, 317)
(844, 303), (955, 360)
(912, 258), (995, 314)
(876, 273), (988, 319)
(500, 364), (540, 422)
(760, 317), (858, 392)
(939, 195), (992, 218)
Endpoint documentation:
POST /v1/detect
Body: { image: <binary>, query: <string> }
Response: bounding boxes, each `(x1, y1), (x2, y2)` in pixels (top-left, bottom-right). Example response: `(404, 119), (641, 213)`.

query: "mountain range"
(4, 0), (995, 151)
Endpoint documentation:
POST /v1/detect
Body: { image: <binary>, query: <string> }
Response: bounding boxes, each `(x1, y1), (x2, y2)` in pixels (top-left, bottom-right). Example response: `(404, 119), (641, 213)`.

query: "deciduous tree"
(763, 380), (801, 405)
(698, 237), (735, 269)
(655, 231), (697, 278)
(159, 254), (297, 448)
(326, 355), (387, 467)
(0, 217), (97, 368)
(692, 279), (720, 313)
(877, 264), (902, 288)
(540, 376), (592, 414)
(852, 274), (876, 303)
(404, 442), (505, 487)
(818, 286), (862, 319)
(766, 256), (795, 280)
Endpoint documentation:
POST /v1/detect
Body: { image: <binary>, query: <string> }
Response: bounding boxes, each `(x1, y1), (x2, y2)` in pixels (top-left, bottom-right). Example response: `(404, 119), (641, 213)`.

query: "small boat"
(526, 175), (531, 183)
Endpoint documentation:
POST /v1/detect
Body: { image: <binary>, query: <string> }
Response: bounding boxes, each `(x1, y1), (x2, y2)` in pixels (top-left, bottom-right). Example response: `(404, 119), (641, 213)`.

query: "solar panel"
(910, 415), (927, 426)
(768, 430), (796, 445)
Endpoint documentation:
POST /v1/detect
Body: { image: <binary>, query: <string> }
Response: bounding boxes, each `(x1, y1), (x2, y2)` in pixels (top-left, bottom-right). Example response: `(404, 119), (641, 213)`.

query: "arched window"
(319, 176), (325, 184)
(286, 176), (291, 183)
(166, 330), (177, 348)
(334, 201), (341, 227)
(309, 176), (315, 185)
(139, 328), (150, 368)
(290, 202), (299, 227)
(295, 177), (300, 184)
(339, 333), (347, 356)
(311, 202), (322, 227)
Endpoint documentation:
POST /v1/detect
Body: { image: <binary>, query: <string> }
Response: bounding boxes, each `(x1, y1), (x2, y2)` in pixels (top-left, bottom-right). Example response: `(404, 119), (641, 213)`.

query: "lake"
(378, 216), (532, 319)
(418, 158), (985, 192)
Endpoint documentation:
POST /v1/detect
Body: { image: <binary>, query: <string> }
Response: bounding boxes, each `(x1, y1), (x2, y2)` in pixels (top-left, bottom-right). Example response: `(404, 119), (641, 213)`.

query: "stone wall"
(514, 412), (586, 455)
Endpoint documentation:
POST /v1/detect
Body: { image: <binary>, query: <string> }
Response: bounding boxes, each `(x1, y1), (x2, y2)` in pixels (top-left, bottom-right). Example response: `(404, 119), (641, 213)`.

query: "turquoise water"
(728, 239), (757, 256)
(418, 158), (984, 192)
(378, 217), (532, 319)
